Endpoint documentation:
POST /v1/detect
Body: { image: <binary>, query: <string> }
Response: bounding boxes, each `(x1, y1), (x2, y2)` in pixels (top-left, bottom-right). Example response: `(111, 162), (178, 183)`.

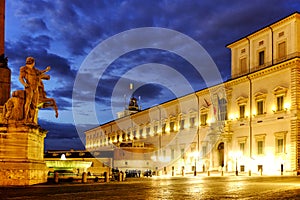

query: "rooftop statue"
(2, 57), (58, 124)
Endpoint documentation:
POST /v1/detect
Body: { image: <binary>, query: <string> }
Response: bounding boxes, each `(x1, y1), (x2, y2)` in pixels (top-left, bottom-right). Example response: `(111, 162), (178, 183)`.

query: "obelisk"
(0, 0), (48, 186)
(0, 0), (11, 106)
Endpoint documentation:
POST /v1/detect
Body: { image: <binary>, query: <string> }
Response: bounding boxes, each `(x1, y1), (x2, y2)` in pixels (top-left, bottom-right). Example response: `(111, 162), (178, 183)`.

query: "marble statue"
(2, 57), (58, 124)
(3, 90), (25, 121)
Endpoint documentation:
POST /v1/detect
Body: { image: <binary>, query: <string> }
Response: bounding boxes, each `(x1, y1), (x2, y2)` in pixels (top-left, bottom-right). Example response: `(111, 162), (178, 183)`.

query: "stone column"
(0, 0), (10, 106)
(0, 0), (4, 55)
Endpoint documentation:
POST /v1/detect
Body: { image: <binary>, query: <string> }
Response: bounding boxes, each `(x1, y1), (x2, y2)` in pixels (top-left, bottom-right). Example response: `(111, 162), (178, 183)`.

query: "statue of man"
(19, 57), (50, 123)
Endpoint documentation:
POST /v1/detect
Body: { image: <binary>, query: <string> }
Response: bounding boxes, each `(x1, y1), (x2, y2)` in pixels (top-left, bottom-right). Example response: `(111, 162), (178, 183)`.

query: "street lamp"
(235, 151), (242, 176)
(194, 157), (197, 176)
(190, 152), (198, 176)
(235, 156), (238, 176)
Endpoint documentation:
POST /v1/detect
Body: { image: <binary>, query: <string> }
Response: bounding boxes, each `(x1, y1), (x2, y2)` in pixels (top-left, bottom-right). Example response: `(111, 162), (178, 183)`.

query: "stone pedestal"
(0, 122), (48, 185)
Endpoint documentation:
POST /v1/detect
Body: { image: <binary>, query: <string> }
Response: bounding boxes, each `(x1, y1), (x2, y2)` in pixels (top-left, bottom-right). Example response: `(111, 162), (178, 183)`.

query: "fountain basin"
(45, 160), (92, 171)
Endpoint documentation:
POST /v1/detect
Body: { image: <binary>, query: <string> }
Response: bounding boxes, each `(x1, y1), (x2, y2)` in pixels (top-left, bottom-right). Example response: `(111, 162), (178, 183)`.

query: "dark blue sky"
(4, 0), (300, 150)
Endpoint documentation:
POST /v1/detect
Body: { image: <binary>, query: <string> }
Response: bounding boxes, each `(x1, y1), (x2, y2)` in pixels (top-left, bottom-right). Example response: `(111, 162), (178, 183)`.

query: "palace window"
(240, 57), (247, 74)
(170, 121), (175, 132)
(257, 100), (264, 115)
(259, 50), (265, 66)
(139, 128), (143, 138)
(276, 139), (284, 153)
(190, 117), (195, 128)
(278, 41), (286, 59)
(127, 131), (131, 140)
(273, 86), (288, 112)
(274, 131), (287, 154)
(154, 125), (158, 135)
(257, 141), (264, 155)
(239, 105), (245, 119)
(277, 95), (284, 111)
(181, 148), (185, 159)
(146, 127), (151, 136)
(202, 146), (207, 157)
(236, 96), (248, 119)
(162, 123), (166, 134)
(200, 113), (208, 126)
(240, 142), (245, 155)
(254, 92), (267, 116)
(218, 98), (227, 121)
(278, 31), (284, 37)
(171, 149), (175, 160)
(255, 134), (266, 155)
(237, 136), (247, 156)
(180, 119), (185, 130)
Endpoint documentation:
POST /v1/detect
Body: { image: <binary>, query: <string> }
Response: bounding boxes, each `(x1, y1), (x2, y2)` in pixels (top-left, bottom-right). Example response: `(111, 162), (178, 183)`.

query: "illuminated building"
(85, 12), (300, 175)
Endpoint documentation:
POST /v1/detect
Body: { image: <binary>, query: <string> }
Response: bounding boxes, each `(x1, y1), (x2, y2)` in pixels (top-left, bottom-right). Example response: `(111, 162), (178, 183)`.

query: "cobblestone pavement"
(1, 176), (300, 200)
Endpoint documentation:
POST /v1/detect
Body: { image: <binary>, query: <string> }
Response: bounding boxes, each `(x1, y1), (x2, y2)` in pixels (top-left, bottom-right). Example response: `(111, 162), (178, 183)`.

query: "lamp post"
(235, 151), (242, 176)
(194, 157), (197, 176)
(235, 156), (238, 176)
(190, 151), (198, 176)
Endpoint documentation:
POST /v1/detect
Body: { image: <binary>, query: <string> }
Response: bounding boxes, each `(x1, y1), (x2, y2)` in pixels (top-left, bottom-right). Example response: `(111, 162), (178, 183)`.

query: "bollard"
(82, 172), (87, 183)
(259, 169), (262, 176)
(248, 170), (251, 176)
(221, 171), (224, 176)
(172, 166), (174, 176)
(207, 171), (210, 176)
(54, 171), (59, 183)
(118, 172), (123, 181)
(104, 172), (110, 183)
(123, 171), (126, 181)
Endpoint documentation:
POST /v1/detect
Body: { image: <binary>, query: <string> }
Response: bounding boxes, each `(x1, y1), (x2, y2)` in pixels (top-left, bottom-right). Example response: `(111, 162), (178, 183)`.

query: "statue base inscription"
(0, 117), (48, 185)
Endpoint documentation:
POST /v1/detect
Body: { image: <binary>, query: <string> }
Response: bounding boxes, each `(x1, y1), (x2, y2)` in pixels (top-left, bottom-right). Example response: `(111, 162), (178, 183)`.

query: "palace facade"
(85, 12), (300, 176)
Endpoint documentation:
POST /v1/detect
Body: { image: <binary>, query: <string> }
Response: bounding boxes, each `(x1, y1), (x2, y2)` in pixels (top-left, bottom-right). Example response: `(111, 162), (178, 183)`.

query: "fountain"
(45, 154), (92, 172)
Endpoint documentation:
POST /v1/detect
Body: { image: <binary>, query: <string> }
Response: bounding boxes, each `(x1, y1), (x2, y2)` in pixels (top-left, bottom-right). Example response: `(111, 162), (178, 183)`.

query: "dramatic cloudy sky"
(4, 0), (300, 150)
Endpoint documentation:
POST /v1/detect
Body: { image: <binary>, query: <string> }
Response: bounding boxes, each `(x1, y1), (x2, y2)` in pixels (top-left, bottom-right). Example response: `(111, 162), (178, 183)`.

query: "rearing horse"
(38, 73), (58, 118)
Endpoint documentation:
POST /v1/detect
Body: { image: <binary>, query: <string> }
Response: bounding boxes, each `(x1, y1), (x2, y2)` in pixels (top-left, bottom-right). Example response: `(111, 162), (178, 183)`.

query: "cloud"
(5, 0), (300, 150)
(38, 119), (84, 150)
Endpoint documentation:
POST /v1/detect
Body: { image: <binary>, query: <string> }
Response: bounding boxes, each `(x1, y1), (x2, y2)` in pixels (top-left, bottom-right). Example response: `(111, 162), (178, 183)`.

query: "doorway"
(218, 142), (224, 167)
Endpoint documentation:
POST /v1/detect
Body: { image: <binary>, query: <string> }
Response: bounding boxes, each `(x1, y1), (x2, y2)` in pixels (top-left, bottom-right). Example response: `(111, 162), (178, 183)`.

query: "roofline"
(86, 80), (225, 132)
(226, 11), (300, 48)
(85, 12), (300, 132)
(88, 58), (300, 132)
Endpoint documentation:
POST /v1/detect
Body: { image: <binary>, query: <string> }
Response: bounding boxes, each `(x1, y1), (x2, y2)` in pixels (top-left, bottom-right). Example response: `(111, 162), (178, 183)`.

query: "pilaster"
(290, 59), (300, 172)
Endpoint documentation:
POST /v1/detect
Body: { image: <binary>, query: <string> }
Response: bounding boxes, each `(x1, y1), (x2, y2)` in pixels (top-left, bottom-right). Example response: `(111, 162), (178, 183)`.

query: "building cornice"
(226, 12), (300, 48)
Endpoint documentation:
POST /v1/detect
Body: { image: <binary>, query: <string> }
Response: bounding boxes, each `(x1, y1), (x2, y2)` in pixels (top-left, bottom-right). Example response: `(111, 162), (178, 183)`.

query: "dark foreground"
(1, 176), (300, 200)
